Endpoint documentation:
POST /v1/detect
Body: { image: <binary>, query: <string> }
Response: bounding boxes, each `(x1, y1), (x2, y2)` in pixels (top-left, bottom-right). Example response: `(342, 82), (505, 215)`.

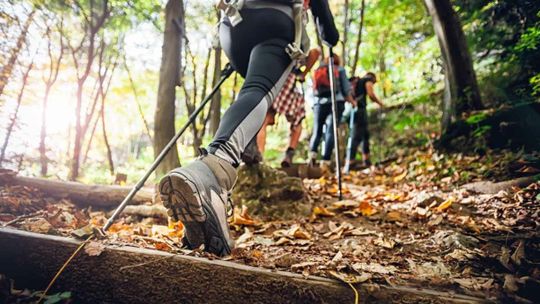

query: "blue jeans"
(309, 102), (345, 161)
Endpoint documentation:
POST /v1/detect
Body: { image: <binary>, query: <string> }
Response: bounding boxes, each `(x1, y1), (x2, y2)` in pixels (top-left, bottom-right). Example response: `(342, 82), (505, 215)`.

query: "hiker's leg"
(256, 111), (275, 154)
(160, 7), (294, 256)
(289, 123), (302, 149)
(358, 108), (371, 163)
(208, 39), (293, 166)
(281, 123), (302, 167)
(308, 103), (328, 156)
(322, 103), (345, 161)
(349, 111), (363, 161)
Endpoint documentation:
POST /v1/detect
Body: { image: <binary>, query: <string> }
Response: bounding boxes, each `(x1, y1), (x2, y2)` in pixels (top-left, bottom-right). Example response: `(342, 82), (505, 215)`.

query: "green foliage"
(44, 291), (72, 304)
(456, 0), (540, 101)
(465, 112), (487, 124)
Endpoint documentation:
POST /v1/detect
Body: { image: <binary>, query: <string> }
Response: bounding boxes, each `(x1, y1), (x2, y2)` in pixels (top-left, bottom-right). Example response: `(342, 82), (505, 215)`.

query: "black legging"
(348, 106), (370, 159)
(309, 102), (345, 161)
(207, 8), (294, 167)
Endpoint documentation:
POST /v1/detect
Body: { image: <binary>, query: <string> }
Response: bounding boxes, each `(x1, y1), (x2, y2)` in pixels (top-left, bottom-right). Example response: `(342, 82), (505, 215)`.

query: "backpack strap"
(216, 0), (308, 61)
(285, 0), (307, 61)
(216, 0), (246, 26)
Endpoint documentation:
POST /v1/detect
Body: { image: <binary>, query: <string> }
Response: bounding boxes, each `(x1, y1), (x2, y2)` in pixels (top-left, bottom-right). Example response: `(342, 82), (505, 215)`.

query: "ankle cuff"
(201, 154), (237, 190)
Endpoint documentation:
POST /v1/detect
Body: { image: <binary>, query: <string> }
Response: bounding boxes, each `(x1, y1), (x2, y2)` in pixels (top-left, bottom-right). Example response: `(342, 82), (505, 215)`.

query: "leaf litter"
(1, 148), (539, 302)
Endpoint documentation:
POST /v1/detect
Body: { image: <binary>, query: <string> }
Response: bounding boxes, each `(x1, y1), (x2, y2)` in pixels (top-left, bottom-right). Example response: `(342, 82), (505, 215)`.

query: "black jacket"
(269, 0), (339, 46)
(309, 0), (339, 46)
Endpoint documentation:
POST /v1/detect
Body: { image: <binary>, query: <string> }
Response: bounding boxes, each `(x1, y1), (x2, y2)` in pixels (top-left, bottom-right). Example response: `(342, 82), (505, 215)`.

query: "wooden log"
(462, 175), (539, 194)
(0, 227), (488, 303)
(280, 163), (323, 179)
(1, 175), (154, 207)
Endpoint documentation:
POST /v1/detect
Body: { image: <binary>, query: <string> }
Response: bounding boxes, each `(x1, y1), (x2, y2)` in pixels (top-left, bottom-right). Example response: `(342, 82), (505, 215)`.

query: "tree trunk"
(67, 2), (110, 181)
(154, 0), (184, 177)
(82, 111), (100, 165)
(124, 58), (152, 141)
(39, 87), (51, 176)
(1, 176), (153, 207)
(424, 0), (482, 133)
(101, 99), (114, 176)
(341, 0), (349, 67)
(0, 10), (35, 98)
(69, 84), (84, 180)
(38, 22), (66, 175)
(350, 0), (365, 76)
(0, 61), (34, 165)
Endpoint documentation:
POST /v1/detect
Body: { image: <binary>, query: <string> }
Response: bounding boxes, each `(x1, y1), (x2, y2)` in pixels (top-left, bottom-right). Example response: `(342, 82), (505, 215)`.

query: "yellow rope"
(37, 235), (94, 303)
(347, 281), (359, 304)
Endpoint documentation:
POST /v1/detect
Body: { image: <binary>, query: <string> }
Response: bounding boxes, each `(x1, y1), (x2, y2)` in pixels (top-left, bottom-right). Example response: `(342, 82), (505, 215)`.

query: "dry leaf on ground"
(85, 241), (105, 256)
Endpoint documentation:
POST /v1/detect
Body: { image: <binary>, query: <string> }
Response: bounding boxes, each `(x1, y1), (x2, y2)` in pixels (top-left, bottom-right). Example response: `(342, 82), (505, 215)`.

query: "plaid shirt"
(271, 73), (306, 129)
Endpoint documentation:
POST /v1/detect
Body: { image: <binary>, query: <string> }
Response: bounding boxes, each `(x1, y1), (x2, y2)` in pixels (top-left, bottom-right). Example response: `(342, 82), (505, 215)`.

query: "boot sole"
(159, 173), (206, 222)
(159, 172), (231, 256)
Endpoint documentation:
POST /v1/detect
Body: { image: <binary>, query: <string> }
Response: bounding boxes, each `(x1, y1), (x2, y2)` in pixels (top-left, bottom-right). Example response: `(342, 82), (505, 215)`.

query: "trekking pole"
(37, 63), (234, 303)
(327, 48), (343, 200)
(344, 106), (357, 174)
(103, 63), (234, 231)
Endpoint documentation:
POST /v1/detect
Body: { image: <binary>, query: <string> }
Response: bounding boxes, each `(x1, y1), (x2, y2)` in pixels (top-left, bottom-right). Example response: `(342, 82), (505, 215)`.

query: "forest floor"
(1, 147), (539, 303)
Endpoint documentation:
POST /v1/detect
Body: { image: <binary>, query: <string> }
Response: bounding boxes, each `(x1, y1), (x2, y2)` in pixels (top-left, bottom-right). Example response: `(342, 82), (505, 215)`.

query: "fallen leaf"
(291, 261), (317, 270)
(352, 262), (397, 274)
(85, 241), (105, 256)
(358, 201), (377, 216)
(312, 206), (336, 218)
(436, 197), (455, 212)
(331, 251), (343, 263)
(374, 237), (396, 249)
(331, 200), (358, 210)
(385, 211), (402, 222)
(232, 206), (259, 226)
(329, 270), (372, 283)
(510, 240), (525, 266)
(151, 225), (170, 237)
(236, 227), (254, 245)
(154, 242), (171, 251)
(71, 224), (95, 239)
(21, 218), (53, 234)
(393, 170), (407, 183)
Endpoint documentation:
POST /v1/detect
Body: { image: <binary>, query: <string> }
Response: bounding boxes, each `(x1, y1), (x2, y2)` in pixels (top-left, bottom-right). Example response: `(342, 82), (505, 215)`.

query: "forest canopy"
(0, 0), (538, 182)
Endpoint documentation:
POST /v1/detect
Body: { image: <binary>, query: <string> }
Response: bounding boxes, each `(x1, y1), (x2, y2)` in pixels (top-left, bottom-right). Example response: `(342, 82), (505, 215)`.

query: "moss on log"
(232, 164), (310, 220)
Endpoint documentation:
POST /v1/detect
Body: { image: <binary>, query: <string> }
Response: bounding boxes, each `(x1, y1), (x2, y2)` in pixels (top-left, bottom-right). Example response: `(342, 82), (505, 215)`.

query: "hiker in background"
(257, 48), (321, 167)
(308, 54), (356, 168)
(347, 72), (384, 167)
(159, 0), (339, 256)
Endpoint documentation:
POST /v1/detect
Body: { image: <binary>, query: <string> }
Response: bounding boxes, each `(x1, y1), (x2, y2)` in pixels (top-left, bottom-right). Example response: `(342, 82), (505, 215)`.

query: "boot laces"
(197, 147), (209, 158)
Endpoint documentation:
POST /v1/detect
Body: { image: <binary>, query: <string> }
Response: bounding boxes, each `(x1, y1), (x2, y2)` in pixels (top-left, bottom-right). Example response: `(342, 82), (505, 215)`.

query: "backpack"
(313, 64), (339, 98)
(217, 0), (311, 59)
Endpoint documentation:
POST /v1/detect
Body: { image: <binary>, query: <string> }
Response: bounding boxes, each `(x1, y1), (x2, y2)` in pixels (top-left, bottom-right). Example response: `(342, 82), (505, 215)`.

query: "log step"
(0, 227), (489, 303)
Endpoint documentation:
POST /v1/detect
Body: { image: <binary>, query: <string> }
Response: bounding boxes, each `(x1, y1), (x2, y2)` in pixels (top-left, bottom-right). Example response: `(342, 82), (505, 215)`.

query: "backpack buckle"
(217, 0), (244, 26)
(286, 42), (305, 61)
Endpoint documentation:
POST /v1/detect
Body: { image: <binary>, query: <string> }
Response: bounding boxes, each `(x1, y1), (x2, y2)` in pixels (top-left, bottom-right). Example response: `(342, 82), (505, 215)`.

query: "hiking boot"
(281, 148), (295, 168)
(241, 140), (263, 166)
(308, 151), (318, 167)
(363, 159), (372, 167)
(320, 160), (332, 175)
(159, 151), (237, 256)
